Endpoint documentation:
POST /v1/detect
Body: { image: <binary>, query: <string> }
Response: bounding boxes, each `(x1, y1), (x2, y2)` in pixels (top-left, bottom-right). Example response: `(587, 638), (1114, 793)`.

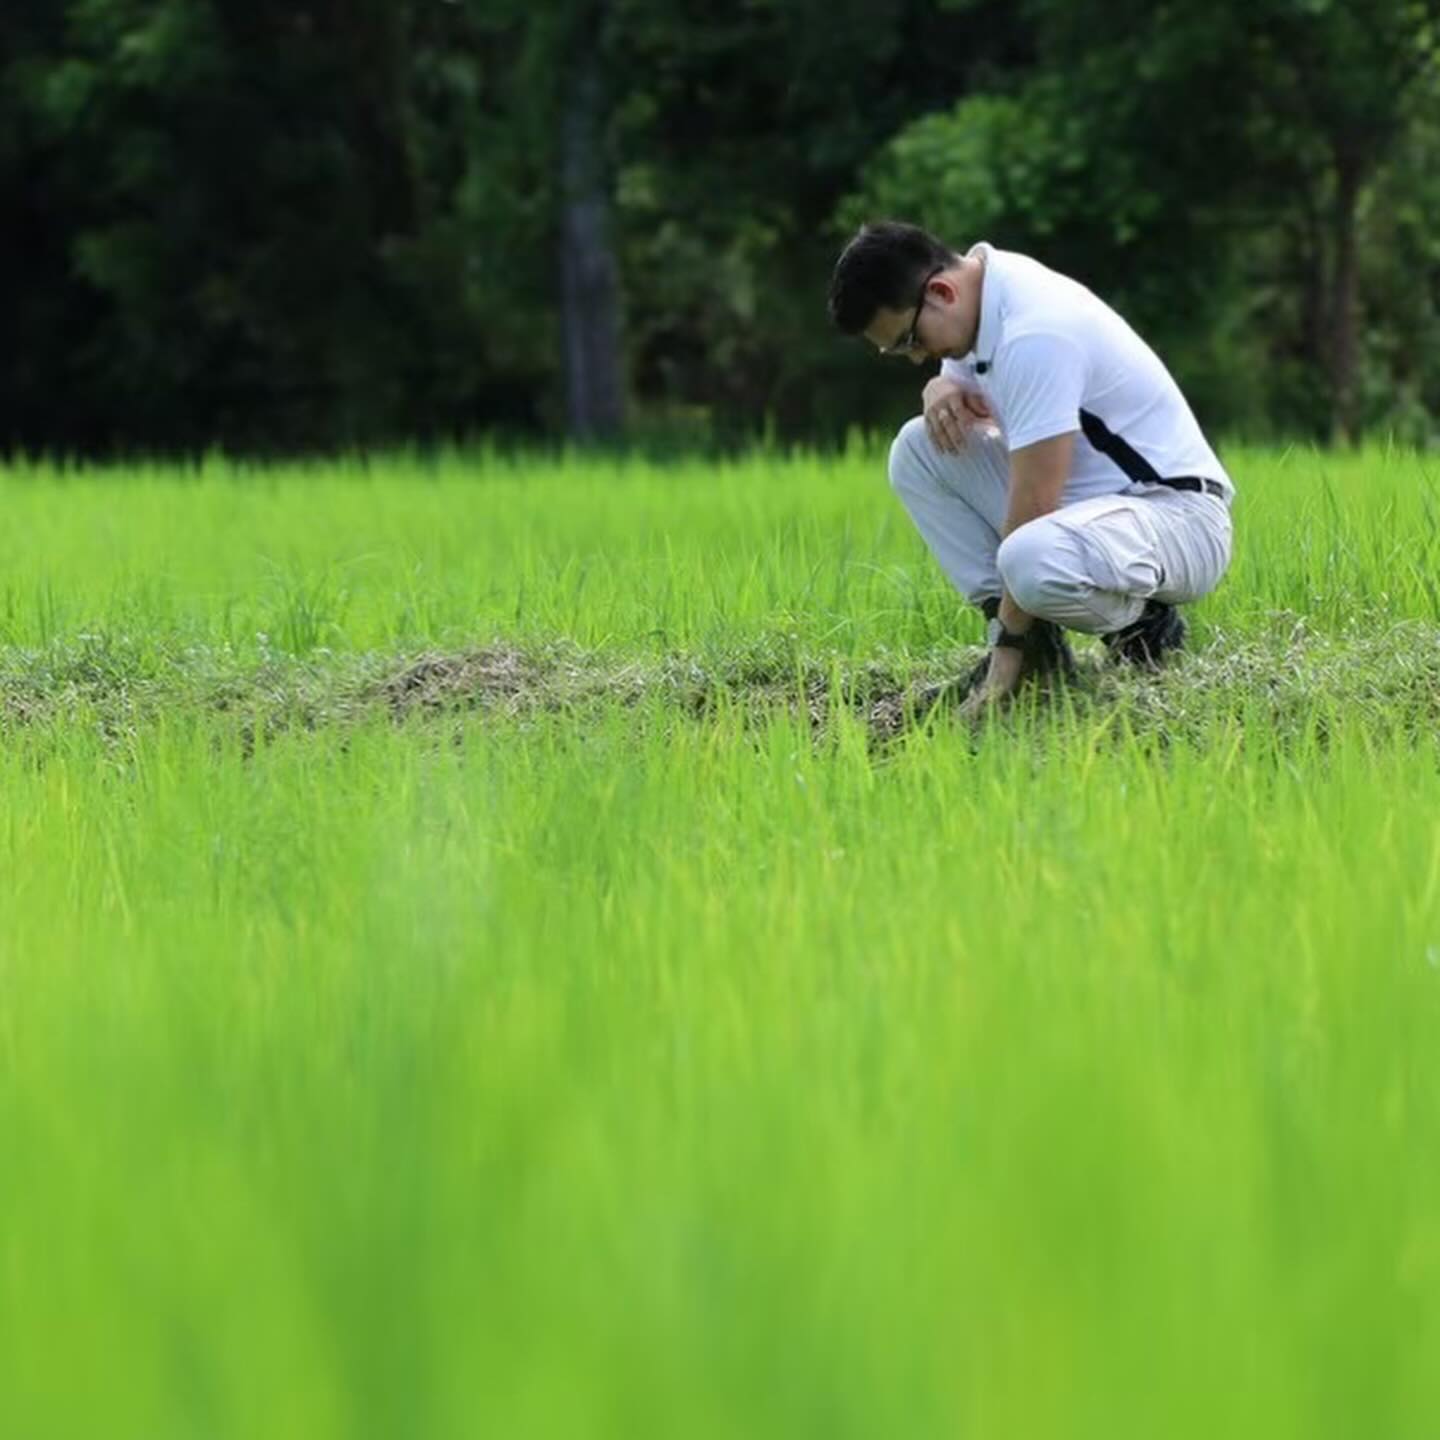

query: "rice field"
(2, 443), (1439, 1439)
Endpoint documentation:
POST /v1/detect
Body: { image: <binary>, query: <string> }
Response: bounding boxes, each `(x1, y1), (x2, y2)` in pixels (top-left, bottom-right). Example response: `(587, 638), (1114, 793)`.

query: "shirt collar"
(965, 241), (1001, 371)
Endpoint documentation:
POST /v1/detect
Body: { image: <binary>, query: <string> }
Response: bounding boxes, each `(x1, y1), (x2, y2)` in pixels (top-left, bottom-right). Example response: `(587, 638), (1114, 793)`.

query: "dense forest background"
(4, 0), (1439, 455)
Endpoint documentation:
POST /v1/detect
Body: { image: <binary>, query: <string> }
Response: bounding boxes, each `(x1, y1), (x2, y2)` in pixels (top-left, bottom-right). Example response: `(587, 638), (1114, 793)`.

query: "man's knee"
(996, 518), (1069, 617)
(998, 516), (1134, 632)
(887, 416), (932, 495)
(889, 415), (1007, 501)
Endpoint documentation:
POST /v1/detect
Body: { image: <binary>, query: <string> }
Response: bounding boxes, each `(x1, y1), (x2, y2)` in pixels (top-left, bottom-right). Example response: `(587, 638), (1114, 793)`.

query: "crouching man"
(828, 221), (1234, 714)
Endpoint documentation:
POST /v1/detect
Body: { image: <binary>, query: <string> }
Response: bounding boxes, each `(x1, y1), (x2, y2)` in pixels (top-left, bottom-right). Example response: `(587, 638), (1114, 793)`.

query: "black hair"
(827, 221), (959, 335)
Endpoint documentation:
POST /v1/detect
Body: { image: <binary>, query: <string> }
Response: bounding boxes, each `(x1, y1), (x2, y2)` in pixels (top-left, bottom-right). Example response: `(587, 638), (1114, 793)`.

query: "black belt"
(1154, 475), (1227, 499)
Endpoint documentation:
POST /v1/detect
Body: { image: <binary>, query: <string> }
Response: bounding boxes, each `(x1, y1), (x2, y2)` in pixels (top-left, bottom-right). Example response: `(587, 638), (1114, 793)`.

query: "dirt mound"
(378, 645), (551, 716)
(371, 644), (948, 740)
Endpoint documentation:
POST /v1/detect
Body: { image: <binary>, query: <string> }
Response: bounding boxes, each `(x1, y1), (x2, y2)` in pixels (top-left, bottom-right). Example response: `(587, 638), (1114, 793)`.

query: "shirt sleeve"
(940, 357), (977, 386)
(992, 332), (1087, 452)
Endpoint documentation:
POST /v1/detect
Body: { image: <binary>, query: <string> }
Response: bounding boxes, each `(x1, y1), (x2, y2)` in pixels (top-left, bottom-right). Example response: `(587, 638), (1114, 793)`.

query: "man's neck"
(944, 253), (984, 360)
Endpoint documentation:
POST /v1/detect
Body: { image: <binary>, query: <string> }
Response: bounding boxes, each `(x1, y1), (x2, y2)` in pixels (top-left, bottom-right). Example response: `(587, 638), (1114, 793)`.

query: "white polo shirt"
(940, 243), (1234, 503)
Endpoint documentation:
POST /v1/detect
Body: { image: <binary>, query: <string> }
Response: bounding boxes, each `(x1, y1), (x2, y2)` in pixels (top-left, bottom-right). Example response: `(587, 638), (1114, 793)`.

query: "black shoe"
(982, 596), (1078, 686)
(1017, 619), (1078, 685)
(913, 605), (1075, 716)
(1103, 600), (1187, 668)
(919, 597), (999, 709)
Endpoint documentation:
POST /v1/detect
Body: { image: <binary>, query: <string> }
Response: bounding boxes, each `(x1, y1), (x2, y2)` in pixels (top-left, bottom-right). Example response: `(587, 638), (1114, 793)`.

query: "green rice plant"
(0, 442), (1436, 663)
(0, 444), (1437, 1437)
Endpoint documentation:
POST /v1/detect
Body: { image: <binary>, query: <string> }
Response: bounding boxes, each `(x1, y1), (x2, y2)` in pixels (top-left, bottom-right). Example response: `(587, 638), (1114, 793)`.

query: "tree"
(604, 0), (1037, 441)
(559, 0), (626, 439)
(842, 0), (1440, 441)
(1239, 0), (1440, 441)
(2, 0), (566, 452)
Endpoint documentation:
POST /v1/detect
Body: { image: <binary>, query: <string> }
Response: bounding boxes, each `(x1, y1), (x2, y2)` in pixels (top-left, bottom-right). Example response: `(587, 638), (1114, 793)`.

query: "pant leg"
(997, 487), (1233, 634)
(887, 416), (1011, 607)
(1146, 489), (1234, 606)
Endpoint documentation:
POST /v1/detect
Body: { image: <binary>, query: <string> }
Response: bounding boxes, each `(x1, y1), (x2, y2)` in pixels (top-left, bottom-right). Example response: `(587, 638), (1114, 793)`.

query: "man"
(828, 221), (1234, 714)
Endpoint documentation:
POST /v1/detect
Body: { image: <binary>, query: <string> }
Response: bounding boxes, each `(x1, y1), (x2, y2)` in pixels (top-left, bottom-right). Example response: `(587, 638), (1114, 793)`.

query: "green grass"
(2, 443), (1439, 1438)
(1, 442), (1437, 663)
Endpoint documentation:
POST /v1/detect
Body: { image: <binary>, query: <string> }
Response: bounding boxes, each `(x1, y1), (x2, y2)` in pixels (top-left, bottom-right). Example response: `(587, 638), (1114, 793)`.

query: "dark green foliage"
(2, 0), (555, 452)
(1, 0), (1438, 452)
(844, 0), (1440, 440)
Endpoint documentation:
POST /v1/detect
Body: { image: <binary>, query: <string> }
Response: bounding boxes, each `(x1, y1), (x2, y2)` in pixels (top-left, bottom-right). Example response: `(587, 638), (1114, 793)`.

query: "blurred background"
(3, 0), (1438, 457)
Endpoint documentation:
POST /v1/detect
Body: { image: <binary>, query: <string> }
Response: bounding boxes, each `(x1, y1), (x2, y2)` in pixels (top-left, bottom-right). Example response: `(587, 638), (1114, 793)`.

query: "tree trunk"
(1327, 149), (1365, 446)
(559, 2), (625, 441)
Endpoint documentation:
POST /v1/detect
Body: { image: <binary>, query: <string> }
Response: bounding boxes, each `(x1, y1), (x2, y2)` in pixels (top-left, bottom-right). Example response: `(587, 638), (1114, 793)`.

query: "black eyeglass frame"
(878, 264), (946, 356)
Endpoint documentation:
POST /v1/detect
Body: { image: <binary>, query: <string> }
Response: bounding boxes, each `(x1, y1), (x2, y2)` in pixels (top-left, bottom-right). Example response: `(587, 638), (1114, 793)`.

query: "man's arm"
(997, 431), (1074, 634)
(961, 430), (1075, 715)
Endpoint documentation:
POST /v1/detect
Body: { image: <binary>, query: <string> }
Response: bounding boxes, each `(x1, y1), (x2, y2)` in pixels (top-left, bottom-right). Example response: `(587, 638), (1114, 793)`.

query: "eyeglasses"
(878, 265), (945, 357)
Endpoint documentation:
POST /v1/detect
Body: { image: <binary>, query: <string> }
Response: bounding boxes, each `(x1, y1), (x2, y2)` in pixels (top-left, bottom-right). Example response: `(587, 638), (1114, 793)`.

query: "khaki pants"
(888, 417), (1233, 634)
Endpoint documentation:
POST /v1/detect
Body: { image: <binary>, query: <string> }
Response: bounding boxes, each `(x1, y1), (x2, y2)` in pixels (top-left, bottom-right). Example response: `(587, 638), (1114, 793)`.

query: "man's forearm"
(1002, 484), (1061, 542)
(993, 434), (1075, 636)
(997, 590), (1032, 635)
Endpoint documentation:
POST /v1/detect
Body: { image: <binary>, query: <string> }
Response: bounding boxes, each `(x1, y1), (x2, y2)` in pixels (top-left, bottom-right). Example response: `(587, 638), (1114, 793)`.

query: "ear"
(926, 275), (960, 304)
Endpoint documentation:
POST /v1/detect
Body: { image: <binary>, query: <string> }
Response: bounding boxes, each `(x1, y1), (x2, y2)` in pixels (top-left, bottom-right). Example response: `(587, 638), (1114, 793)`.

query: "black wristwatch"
(994, 624), (1031, 651)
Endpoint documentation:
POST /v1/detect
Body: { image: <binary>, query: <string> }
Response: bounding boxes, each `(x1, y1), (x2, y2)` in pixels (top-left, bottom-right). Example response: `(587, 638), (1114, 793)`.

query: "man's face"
(862, 268), (963, 365)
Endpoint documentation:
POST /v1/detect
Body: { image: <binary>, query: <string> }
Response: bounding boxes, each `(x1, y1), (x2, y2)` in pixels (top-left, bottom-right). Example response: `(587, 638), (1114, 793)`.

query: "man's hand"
(958, 643), (1025, 720)
(922, 376), (994, 454)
